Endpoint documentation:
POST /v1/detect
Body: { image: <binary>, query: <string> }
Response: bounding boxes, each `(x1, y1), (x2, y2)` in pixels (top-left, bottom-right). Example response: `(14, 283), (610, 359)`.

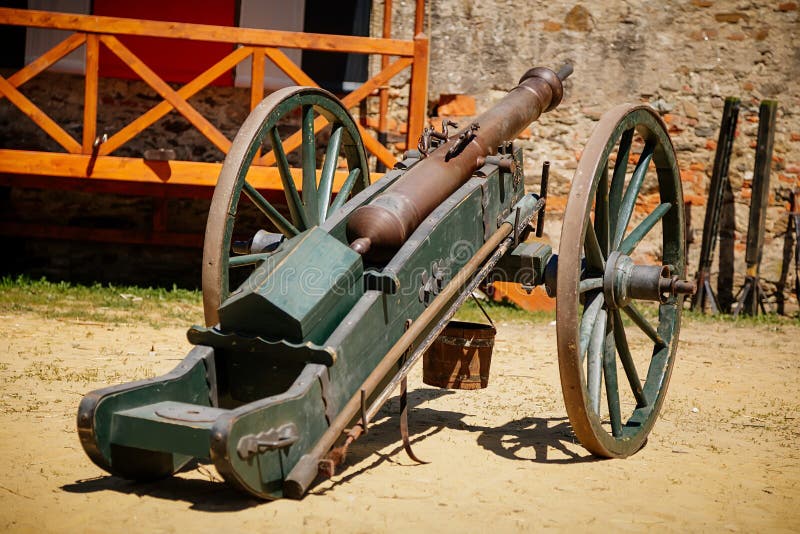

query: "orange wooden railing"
(0, 7), (429, 191)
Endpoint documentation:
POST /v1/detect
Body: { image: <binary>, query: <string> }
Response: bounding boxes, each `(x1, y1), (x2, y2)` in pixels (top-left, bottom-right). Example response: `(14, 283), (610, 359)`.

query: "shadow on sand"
(311, 387), (599, 495)
(61, 461), (261, 512)
(63, 387), (596, 505)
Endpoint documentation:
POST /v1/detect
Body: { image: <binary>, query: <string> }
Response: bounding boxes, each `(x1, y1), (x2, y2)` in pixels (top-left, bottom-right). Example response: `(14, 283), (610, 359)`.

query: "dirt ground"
(0, 310), (798, 532)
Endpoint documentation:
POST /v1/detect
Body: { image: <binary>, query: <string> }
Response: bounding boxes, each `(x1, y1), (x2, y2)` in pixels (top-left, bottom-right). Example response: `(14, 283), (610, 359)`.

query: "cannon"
(77, 65), (694, 499)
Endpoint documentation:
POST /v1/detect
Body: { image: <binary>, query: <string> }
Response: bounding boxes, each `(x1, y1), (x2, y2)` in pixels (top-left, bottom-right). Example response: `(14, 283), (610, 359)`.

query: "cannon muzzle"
(347, 65), (570, 262)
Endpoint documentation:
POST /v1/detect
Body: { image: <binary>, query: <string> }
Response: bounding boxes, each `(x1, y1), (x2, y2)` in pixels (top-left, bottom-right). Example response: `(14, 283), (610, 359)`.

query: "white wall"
(25, 0), (91, 74)
(234, 0), (306, 90)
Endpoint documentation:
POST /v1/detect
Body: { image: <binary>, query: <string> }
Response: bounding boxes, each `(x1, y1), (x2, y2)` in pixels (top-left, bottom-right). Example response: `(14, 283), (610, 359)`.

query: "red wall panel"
(95, 0), (236, 86)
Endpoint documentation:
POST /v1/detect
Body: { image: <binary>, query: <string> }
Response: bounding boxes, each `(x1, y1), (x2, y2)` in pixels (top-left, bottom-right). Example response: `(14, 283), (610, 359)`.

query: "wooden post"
(414, 0), (425, 35)
(733, 99), (778, 317)
(250, 47), (265, 112)
(82, 33), (99, 154)
(250, 47), (265, 160)
(406, 33), (429, 151)
(376, 0), (392, 172)
(745, 100), (778, 273)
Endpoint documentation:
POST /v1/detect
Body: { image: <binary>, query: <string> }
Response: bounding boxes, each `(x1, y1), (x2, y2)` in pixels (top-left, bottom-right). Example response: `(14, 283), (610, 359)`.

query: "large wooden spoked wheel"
(202, 87), (370, 325)
(556, 104), (685, 457)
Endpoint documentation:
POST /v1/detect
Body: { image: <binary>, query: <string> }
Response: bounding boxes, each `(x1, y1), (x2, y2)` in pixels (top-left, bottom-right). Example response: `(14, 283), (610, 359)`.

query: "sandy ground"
(0, 310), (798, 533)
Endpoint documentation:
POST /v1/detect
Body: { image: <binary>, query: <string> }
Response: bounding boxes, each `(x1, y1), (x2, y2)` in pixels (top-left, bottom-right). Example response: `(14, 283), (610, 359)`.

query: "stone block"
(683, 101), (700, 119)
(564, 5), (593, 32)
(715, 12), (749, 23)
(543, 21), (562, 32)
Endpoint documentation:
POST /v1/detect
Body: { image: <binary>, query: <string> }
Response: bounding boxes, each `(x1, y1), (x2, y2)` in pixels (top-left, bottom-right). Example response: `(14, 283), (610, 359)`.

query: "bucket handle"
(471, 292), (495, 329)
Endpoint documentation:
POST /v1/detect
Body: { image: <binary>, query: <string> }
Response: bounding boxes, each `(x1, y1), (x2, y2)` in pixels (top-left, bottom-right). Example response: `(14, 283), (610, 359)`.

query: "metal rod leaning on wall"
(733, 99), (778, 317)
(691, 97), (740, 314)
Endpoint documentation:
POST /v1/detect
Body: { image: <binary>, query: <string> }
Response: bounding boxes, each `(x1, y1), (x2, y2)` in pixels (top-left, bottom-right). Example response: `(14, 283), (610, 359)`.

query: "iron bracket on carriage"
(77, 64), (695, 500)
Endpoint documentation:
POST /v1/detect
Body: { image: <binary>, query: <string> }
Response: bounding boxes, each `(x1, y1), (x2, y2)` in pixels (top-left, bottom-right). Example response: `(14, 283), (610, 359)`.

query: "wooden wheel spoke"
(301, 104), (318, 226)
(327, 168), (362, 217)
(584, 220), (606, 271)
(229, 253), (270, 267)
(595, 166), (610, 255)
(269, 127), (308, 231)
(317, 124), (343, 223)
(609, 128), (634, 239)
(579, 293), (605, 361)
(603, 312), (622, 436)
(621, 302), (665, 347)
(242, 181), (299, 237)
(611, 308), (647, 407)
(619, 202), (672, 255)
(579, 277), (603, 293)
(612, 139), (655, 250)
(587, 308), (607, 414)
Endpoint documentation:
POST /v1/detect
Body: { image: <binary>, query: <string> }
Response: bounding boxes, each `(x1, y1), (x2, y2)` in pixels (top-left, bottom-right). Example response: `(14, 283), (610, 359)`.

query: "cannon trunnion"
(77, 66), (694, 499)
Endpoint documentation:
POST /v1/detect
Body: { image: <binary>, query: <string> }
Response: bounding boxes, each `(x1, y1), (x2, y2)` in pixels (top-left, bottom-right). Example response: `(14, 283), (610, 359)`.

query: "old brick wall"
(374, 0), (800, 310)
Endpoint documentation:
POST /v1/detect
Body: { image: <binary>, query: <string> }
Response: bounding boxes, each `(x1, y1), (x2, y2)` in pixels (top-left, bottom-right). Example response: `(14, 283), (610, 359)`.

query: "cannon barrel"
(347, 65), (571, 262)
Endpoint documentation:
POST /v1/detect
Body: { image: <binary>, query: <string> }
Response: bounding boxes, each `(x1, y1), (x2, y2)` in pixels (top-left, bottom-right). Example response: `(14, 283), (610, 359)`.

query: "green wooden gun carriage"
(78, 65), (694, 499)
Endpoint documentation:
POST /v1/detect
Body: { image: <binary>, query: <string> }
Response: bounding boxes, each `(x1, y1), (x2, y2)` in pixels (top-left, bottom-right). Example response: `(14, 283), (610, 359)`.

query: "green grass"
(453, 297), (554, 325)
(1, 275), (795, 331)
(0, 275), (553, 328)
(682, 307), (799, 328)
(0, 275), (203, 328)
(584, 299), (798, 329)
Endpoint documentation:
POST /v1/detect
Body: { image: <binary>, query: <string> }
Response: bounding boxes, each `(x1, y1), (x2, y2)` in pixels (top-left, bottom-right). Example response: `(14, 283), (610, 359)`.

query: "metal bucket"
(422, 320), (496, 390)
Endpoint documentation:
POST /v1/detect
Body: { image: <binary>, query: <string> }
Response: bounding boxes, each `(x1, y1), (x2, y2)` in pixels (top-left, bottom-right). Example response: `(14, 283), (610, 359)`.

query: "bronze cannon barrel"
(347, 65), (571, 262)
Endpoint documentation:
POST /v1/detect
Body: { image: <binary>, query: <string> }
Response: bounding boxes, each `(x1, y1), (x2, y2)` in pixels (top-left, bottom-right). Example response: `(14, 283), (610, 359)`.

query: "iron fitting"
(604, 251), (677, 307)
(629, 264), (672, 303)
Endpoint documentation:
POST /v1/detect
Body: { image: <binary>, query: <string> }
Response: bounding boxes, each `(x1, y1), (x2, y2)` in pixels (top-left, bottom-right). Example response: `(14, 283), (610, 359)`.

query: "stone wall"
(375, 0), (800, 310)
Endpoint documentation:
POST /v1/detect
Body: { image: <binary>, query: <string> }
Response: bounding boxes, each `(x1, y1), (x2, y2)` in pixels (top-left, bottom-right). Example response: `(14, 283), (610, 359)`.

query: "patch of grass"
(600, 300), (798, 330)
(454, 298), (554, 325)
(1, 275), (556, 328)
(4, 275), (793, 333)
(0, 275), (203, 327)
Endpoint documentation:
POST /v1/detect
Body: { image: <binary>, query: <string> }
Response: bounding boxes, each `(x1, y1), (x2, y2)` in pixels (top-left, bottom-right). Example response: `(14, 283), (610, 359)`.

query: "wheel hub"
(603, 251), (695, 309)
